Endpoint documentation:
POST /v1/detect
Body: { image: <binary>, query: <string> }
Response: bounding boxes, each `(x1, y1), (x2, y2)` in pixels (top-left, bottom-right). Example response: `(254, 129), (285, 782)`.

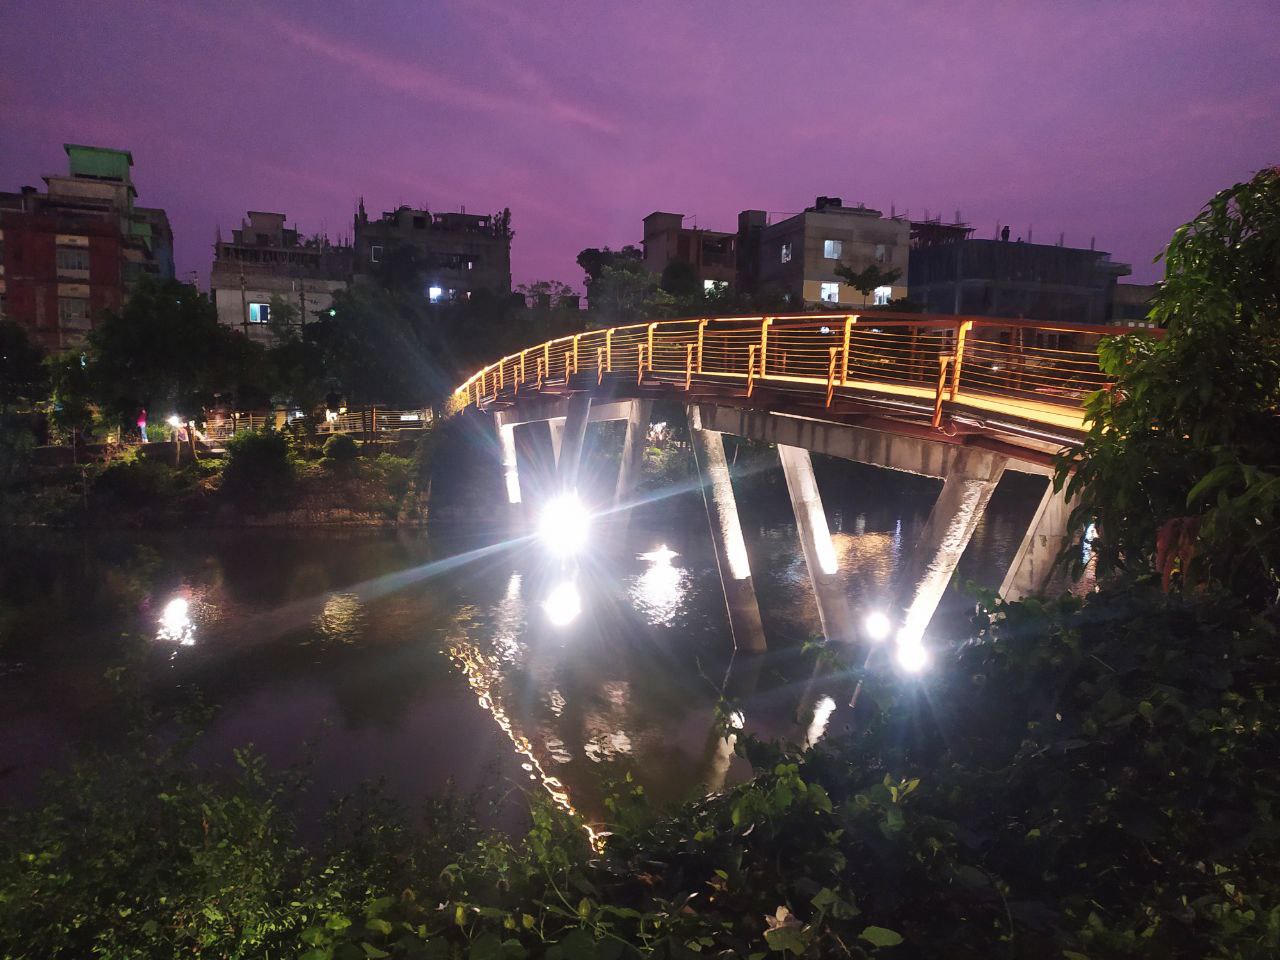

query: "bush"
(320, 433), (360, 471)
(222, 429), (294, 491)
(93, 457), (186, 505)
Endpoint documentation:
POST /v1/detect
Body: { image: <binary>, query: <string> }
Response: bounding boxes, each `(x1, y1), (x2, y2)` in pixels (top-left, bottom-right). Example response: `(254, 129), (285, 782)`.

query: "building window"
(56, 247), (90, 272)
(875, 244), (887, 264)
(823, 239), (842, 260)
(703, 279), (727, 293)
(248, 302), (271, 324)
(466, 257), (476, 270)
(780, 242), (792, 264)
(820, 282), (840, 304)
(58, 297), (91, 328)
(370, 245), (383, 263)
(873, 285), (893, 306)
(428, 286), (444, 303)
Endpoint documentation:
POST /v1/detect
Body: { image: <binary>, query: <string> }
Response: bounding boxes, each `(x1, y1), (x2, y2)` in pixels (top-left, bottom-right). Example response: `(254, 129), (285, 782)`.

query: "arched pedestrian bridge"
(450, 312), (1155, 663)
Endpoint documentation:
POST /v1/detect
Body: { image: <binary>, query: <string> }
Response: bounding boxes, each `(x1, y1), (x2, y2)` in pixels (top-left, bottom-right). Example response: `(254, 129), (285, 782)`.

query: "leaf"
(366, 918), (393, 935)
(859, 926), (904, 947)
(546, 929), (597, 960)
(361, 944), (391, 959)
(763, 925), (808, 955)
(469, 932), (505, 960)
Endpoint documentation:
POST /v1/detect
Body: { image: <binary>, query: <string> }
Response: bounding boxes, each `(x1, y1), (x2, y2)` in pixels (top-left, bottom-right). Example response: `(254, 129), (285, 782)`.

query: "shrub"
(222, 429), (293, 490)
(93, 457), (184, 505)
(321, 433), (360, 470)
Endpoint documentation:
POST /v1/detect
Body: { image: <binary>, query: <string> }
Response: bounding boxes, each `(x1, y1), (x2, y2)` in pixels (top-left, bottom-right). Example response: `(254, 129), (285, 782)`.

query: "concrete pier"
(777, 444), (855, 645)
(613, 398), (652, 510)
(894, 447), (1007, 646)
(1000, 480), (1077, 600)
(687, 405), (768, 653)
(493, 413), (522, 505)
(556, 394), (592, 490)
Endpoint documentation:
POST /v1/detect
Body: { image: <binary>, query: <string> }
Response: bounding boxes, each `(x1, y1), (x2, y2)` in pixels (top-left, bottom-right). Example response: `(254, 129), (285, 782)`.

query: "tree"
(834, 262), (902, 305)
(0, 321), (47, 409)
(85, 277), (267, 425)
(575, 244), (642, 285)
(1059, 166), (1280, 602)
(586, 263), (674, 324)
(659, 260), (700, 298)
(266, 295), (300, 343)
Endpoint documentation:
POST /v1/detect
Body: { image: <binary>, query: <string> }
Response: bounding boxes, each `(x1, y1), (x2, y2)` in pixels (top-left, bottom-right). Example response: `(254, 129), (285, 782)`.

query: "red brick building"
(0, 144), (173, 352)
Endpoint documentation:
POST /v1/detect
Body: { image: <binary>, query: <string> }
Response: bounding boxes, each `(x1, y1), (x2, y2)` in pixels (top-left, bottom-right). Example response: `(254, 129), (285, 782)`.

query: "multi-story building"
(1111, 282), (1159, 327)
(738, 197), (910, 308)
(0, 144), (173, 351)
(210, 211), (353, 344)
(354, 201), (512, 302)
(907, 223), (1132, 324)
(641, 212), (736, 291)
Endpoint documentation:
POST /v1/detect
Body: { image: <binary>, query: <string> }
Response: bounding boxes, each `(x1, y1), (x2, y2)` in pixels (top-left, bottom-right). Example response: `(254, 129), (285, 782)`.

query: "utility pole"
(239, 269), (248, 336)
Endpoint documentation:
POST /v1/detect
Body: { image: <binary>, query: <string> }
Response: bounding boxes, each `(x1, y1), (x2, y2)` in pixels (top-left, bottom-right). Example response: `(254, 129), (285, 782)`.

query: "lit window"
(58, 297), (91, 328)
(428, 286), (444, 302)
(820, 282), (840, 304)
(780, 242), (792, 263)
(823, 239), (842, 259)
(703, 279), (727, 293)
(873, 285), (893, 306)
(56, 247), (90, 272)
(875, 244), (887, 264)
(248, 302), (271, 324)
(370, 245), (383, 263)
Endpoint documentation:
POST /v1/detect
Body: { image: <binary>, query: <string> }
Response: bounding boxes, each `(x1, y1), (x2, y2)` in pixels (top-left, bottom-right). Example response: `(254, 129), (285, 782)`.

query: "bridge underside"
(483, 382), (1078, 665)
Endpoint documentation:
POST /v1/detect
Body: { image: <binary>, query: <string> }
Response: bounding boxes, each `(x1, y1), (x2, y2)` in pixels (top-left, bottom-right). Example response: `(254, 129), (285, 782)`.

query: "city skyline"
(3, 0), (1276, 289)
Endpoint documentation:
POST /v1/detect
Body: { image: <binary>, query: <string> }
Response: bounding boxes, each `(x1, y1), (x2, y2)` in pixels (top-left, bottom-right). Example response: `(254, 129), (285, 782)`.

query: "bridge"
(450, 312), (1152, 665)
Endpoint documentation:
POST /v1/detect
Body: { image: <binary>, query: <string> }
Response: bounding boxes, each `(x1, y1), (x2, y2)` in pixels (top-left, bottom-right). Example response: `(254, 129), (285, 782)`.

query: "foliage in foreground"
(1061, 166), (1280, 601)
(3, 586), (1279, 958)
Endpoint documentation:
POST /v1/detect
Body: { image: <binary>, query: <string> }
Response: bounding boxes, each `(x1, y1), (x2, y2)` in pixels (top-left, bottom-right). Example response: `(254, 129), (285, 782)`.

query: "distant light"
(544, 580), (581, 626)
(819, 325), (832, 335)
(166, 415), (181, 427)
(539, 492), (589, 556)
(896, 640), (929, 673)
(428, 286), (444, 302)
(864, 610), (892, 641)
(328, 308), (337, 317)
(727, 710), (745, 731)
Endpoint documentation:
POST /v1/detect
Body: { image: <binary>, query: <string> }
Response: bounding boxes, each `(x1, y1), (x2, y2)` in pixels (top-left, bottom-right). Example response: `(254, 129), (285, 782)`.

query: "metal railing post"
(826, 347), (839, 407)
(636, 343), (647, 385)
(933, 355), (952, 428)
(536, 357), (544, 390)
(646, 322), (657, 371)
(572, 333), (580, 374)
(841, 315), (856, 385)
(696, 318), (707, 373)
(950, 319), (972, 400)
(759, 316), (773, 378)
(564, 349), (573, 381)
(685, 343), (694, 390)
(597, 347), (605, 385)
(747, 344), (758, 397)
(605, 328), (613, 371)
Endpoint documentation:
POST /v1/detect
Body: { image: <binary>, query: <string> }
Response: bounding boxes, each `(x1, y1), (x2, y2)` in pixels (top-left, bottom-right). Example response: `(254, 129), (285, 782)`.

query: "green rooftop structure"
(64, 143), (134, 185)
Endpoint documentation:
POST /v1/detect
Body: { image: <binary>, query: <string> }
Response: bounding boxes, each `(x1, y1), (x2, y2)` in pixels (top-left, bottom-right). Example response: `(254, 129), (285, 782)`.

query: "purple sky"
(3, 1), (1276, 288)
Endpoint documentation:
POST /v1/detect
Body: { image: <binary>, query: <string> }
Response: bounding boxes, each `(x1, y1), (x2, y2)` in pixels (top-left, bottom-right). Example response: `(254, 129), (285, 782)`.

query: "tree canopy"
(1060, 166), (1280, 602)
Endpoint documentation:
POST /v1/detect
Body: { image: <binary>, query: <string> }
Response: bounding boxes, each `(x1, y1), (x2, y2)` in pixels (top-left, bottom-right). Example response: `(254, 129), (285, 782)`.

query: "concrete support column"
(894, 447), (1007, 646)
(688, 405), (767, 654)
(613, 399), (653, 509)
(493, 413), (522, 505)
(999, 480), (1077, 600)
(555, 395), (592, 490)
(548, 419), (565, 465)
(777, 444), (855, 645)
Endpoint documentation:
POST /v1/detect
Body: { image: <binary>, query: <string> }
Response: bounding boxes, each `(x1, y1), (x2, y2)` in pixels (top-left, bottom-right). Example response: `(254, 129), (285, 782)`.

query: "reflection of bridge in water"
(451, 312), (1156, 668)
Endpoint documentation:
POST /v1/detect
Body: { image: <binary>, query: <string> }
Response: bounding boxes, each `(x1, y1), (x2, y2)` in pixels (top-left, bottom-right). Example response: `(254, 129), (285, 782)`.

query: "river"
(0, 451), (1050, 825)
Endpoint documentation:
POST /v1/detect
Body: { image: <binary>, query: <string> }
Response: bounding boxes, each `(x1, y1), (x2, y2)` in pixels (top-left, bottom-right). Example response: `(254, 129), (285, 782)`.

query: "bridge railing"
(451, 313), (1157, 430)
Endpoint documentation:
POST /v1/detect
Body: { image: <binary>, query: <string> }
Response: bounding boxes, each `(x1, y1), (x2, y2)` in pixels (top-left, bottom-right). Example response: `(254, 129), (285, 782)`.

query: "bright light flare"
(896, 639), (929, 674)
(157, 596), (195, 645)
(166, 415), (181, 428)
(543, 580), (582, 627)
(864, 610), (892, 642)
(539, 492), (589, 556)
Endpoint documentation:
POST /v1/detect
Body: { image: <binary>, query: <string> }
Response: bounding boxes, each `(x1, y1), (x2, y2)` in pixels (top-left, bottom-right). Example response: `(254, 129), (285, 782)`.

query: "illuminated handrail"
(449, 312), (1160, 435)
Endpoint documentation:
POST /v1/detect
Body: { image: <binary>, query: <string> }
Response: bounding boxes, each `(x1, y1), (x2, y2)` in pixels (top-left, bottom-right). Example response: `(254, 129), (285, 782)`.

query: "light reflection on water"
(1, 464), (1049, 824)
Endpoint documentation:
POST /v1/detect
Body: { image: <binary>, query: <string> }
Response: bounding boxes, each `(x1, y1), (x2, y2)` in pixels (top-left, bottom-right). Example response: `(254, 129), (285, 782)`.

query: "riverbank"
(0, 435), (430, 529)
